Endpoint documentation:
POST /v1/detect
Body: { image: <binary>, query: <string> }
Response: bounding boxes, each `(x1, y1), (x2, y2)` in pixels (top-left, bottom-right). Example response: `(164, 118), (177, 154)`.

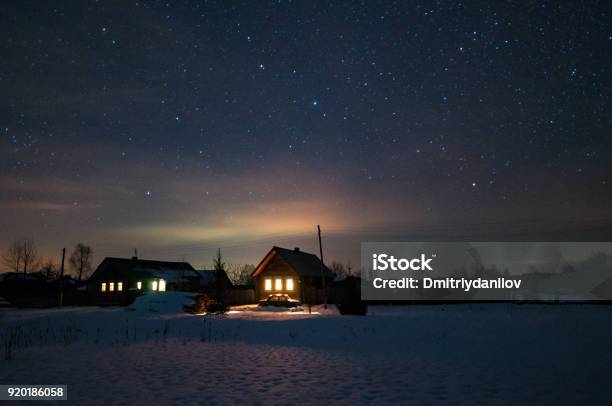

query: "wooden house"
(251, 246), (334, 303)
(87, 256), (231, 305)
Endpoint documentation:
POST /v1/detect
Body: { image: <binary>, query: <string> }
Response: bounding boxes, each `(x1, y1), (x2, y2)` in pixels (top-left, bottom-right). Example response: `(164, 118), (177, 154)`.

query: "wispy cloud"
(0, 201), (100, 211)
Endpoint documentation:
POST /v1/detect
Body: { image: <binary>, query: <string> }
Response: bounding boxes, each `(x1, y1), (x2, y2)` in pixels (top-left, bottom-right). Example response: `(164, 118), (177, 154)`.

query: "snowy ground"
(1, 293), (612, 405)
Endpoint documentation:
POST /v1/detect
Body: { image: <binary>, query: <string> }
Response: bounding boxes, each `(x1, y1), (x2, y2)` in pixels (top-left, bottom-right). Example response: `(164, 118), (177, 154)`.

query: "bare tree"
(69, 243), (93, 281)
(21, 239), (39, 277)
(345, 261), (361, 277)
(40, 260), (58, 280)
(330, 260), (361, 279)
(226, 263), (255, 285)
(2, 239), (39, 277)
(2, 240), (22, 272)
(331, 261), (347, 278)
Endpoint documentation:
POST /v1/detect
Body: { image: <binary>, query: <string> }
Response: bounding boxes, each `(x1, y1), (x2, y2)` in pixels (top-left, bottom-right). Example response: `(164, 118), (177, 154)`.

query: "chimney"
(132, 248), (138, 262)
(294, 247), (300, 252)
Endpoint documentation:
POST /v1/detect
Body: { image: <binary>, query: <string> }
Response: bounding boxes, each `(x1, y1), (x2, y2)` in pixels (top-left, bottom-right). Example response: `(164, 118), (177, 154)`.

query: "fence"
(224, 288), (255, 305)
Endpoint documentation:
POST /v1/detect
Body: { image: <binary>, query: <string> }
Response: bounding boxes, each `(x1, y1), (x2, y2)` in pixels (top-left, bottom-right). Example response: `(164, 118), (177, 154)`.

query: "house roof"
(195, 269), (219, 284)
(89, 257), (197, 282)
(251, 246), (334, 278)
(103, 257), (195, 272)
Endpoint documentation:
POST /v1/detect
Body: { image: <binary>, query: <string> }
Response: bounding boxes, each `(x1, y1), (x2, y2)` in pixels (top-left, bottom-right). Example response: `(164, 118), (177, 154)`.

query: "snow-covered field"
(1, 293), (611, 405)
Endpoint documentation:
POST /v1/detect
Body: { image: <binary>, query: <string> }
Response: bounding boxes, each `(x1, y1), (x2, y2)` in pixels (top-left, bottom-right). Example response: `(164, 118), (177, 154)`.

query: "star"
(1, 0), (609, 268)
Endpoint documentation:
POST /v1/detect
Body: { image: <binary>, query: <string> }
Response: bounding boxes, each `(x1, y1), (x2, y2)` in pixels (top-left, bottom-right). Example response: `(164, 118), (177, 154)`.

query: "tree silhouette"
(2, 239), (39, 277)
(40, 260), (58, 280)
(69, 243), (93, 282)
(1, 240), (22, 273)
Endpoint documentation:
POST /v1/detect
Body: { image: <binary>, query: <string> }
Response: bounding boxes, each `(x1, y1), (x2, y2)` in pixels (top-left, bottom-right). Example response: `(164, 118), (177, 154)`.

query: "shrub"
(184, 293), (229, 315)
(204, 299), (230, 315)
(183, 293), (207, 314)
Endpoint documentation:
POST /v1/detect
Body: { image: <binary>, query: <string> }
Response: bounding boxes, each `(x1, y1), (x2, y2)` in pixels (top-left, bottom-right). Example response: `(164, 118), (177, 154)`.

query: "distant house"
(0, 272), (80, 307)
(87, 256), (231, 305)
(251, 246), (334, 303)
(194, 269), (232, 292)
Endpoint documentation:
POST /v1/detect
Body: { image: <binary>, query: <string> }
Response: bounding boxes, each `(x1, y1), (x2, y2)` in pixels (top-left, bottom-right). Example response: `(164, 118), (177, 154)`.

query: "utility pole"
(317, 225), (328, 309)
(59, 247), (65, 308)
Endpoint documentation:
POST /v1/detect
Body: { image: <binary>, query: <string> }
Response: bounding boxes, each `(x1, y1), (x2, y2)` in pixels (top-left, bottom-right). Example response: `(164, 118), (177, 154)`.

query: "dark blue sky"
(1, 0), (610, 267)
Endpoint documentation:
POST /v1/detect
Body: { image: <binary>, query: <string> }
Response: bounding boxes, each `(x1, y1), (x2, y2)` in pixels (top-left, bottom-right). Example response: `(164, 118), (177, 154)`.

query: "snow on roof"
(89, 257), (197, 282)
(130, 267), (199, 283)
(101, 257), (195, 272)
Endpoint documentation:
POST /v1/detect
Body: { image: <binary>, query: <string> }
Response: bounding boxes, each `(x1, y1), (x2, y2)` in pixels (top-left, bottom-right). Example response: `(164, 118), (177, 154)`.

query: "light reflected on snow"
(225, 306), (321, 316)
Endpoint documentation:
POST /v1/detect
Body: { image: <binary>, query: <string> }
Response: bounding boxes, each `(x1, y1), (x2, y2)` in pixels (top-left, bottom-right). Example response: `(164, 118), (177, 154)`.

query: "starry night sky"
(1, 0), (611, 267)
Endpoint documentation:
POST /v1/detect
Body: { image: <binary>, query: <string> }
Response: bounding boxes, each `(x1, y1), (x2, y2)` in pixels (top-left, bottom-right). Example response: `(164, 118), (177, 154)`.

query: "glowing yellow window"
(158, 279), (166, 292)
(152, 280), (158, 291)
(117, 282), (123, 292)
(286, 278), (294, 291)
(101, 282), (107, 292)
(275, 278), (283, 290)
(264, 278), (272, 291)
(109, 282), (115, 292)
(136, 281), (142, 290)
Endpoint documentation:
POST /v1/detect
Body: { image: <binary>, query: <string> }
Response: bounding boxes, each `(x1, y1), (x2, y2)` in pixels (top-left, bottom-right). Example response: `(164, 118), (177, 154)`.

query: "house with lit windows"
(87, 256), (229, 305)
(251, 246), (334, 303)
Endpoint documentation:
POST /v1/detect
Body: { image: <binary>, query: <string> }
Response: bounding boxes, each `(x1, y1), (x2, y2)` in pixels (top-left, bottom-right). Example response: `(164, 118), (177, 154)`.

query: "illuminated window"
(109, 282), (115, 292)
(101, 282), (107, 292)
(264, 278), (272, 291)
(117, 282), (123, 292)
(137, 281), (142, 290)
(275, 278), (283, 290)
(158, 279), (166, 292)
(286, 278), (294, 291)
(152, 280), (158, 291)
